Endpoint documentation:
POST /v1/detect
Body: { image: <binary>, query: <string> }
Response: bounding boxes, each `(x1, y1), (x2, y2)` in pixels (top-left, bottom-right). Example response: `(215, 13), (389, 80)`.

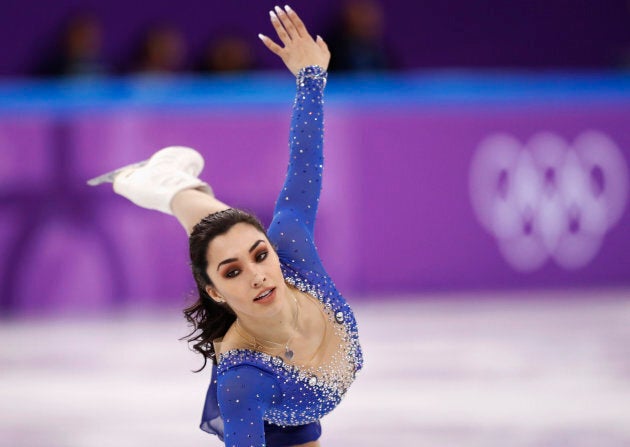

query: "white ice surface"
(1, 289), (629, 447)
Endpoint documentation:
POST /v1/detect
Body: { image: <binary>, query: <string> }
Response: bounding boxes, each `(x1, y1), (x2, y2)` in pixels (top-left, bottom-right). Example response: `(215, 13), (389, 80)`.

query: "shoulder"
(214, 322), (245, 358)
(215, 327), (280, 387)
(217, 362), (277, 387)
(216, 360), (280, 413)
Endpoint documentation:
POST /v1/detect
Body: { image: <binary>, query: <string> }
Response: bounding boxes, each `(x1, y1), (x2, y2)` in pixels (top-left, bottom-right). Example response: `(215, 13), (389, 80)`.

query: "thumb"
(316, 35), (328, 50)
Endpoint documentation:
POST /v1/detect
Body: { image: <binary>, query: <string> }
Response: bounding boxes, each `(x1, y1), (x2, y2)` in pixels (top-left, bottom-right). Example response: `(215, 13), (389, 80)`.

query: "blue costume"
(199, 66), (363, 447)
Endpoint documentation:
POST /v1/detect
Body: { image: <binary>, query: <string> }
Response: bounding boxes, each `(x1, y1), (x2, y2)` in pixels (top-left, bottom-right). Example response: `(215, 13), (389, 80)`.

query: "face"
(205, 222), (287, 319)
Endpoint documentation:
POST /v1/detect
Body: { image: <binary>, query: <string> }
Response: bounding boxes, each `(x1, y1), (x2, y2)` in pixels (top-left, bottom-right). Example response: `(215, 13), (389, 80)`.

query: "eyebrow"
(216, 240), (265, 271)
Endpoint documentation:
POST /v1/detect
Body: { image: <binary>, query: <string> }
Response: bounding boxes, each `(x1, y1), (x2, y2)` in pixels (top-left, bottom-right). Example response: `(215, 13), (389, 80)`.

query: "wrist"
(296, 65), (327, 87)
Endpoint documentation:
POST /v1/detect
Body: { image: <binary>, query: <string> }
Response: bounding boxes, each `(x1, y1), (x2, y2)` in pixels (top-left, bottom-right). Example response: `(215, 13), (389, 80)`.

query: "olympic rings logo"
(469, 131), (629, 272)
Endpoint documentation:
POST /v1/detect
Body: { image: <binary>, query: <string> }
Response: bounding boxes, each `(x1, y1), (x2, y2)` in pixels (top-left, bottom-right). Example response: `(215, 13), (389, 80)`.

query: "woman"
(90, 6), (362, 447)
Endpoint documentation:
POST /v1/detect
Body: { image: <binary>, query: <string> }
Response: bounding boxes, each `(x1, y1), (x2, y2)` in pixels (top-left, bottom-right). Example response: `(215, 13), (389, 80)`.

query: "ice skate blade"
(86, 161), (147, 186)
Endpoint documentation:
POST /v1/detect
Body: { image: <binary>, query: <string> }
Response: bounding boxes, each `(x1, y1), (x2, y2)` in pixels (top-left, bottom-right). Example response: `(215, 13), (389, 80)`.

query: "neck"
(236, 284), (299, 345)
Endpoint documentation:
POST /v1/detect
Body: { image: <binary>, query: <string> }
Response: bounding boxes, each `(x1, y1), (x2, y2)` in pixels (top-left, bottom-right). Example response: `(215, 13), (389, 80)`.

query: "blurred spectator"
(197, 34), (255, 73)
(613, 1), (630, 69)
(327, 0), (394, 71)
(36, 13), (106, 77)
(133, 24), (187, 73)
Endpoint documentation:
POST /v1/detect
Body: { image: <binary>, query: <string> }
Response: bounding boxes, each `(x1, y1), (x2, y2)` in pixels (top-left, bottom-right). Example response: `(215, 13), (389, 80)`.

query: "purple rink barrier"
(351, 105), (630, 292)
(0, 73), (629, 315)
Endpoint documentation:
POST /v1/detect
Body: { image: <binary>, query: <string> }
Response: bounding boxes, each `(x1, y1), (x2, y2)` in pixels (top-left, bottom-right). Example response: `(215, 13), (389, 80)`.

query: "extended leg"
(89, 146), (230, 234)
(171, 189), (230, 235)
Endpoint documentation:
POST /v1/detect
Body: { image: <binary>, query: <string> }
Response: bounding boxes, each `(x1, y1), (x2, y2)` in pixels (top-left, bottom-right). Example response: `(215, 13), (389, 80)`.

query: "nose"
(251, 271), (267, 288)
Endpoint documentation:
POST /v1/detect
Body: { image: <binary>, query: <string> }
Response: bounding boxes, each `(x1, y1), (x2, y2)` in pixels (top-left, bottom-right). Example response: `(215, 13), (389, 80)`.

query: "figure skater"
(89, 6), (362, 447)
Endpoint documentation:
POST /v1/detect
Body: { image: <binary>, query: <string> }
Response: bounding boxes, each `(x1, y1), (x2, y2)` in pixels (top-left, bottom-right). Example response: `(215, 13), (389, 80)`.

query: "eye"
(256, 251), (268, 262)
(225, 269), (240, 279)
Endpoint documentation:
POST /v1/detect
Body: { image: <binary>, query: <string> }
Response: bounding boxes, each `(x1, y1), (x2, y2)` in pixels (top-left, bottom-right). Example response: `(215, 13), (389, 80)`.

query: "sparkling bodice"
(216, 262), (363, 427)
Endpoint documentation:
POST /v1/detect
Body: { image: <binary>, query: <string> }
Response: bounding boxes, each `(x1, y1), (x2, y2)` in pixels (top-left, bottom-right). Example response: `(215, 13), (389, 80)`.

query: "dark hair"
(181, 208), (267, 372)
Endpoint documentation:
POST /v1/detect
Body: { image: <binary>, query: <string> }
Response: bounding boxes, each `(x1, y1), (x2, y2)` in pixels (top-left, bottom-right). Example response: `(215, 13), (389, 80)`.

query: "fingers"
(273, 5), (301, 40)
(269, 10), (291, 46)
(258, 34), (283, 56)
(283, 5), (308, 39)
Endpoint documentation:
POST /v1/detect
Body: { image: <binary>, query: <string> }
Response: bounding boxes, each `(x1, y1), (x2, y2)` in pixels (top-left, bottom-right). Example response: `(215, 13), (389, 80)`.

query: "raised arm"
(172, 6), (329, 237)
(260, 7), (332, 271)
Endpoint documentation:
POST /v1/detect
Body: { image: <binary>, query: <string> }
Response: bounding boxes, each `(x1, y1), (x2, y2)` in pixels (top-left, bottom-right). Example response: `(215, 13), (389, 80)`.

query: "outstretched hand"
(259, 5), (330, 76)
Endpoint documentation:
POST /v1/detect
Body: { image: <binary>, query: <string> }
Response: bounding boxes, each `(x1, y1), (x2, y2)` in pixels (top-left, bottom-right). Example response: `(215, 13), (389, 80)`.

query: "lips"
(253, 287), (276, 302)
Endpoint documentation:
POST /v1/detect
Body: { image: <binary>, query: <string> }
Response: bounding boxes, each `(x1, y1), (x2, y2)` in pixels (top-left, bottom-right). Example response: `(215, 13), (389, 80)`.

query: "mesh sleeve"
(268, 66), (328, 274)
(217, 365), (279, 447)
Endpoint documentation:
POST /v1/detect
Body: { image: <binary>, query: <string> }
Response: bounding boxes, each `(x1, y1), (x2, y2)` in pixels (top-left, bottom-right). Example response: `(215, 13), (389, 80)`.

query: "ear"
(205, 285), (225, 304)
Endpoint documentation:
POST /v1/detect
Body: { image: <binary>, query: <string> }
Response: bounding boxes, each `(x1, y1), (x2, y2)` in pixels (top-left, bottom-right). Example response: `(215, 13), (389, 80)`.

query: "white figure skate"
(87, 146), (213, 215)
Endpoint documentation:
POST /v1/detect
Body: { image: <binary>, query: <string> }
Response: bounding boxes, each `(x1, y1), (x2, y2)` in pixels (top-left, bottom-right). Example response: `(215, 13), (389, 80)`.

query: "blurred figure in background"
(613, 1), (630, 69)
(36, 13), (107, 77)
(133, 24), (187, 74)
(327, 0), (393, 71)
(197, 34), (256, 73)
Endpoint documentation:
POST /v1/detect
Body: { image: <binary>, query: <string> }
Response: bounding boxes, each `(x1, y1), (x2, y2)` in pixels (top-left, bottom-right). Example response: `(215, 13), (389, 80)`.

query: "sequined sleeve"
(268, 65), (327, 273)
(217, 365), (278, 447)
